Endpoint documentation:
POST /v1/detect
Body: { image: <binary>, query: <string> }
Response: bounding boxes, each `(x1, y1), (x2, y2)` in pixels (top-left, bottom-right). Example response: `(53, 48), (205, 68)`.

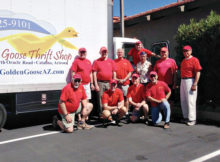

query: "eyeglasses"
(150, 75), (156, 78)
(74, 79), (81, 83)
(160, 51), (166, 53)
(80, 51), (86, 54)
(132, 77), (138, 80)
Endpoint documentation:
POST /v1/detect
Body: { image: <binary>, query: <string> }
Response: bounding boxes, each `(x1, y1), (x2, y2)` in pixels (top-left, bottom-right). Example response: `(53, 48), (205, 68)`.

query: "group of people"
(53, 41), (202, 133)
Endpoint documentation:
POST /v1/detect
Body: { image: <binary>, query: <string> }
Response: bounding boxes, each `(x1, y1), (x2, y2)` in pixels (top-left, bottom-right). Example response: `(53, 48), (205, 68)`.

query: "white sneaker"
(187, 121), (196, 126)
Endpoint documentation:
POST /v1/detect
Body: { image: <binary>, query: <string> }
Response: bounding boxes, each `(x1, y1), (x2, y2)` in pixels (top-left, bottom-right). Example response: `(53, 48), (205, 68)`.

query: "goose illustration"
(0, 27), (78, 57)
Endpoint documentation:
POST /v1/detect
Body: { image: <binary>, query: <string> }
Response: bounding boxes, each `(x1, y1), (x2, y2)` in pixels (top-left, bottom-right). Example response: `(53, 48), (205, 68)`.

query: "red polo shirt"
(71, 58), (92, 84)
(146, 81), (171, 107)
(92, 58), (116, 81)
(102, 88), (124, 106)
(58, 83), (87, 114)
(128, 48), (153, 66)
(114, 58), (134, 85)
(180, 56), (202, 78)
(154, 58), (178, 85)
(127, 83), (145, 103)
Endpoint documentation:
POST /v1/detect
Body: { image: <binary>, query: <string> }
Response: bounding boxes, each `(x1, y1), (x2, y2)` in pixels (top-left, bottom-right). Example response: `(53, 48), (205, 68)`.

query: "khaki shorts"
(60, 104), (82, 129)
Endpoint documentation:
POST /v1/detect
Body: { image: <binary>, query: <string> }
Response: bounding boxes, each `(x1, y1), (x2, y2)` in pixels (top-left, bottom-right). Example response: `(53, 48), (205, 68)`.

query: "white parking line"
(190, 149), (220, 162)
(0, 132), (60, 145)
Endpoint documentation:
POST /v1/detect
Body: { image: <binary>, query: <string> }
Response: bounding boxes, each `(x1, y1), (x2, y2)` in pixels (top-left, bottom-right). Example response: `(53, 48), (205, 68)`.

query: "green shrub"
(175, 11), (220, 107)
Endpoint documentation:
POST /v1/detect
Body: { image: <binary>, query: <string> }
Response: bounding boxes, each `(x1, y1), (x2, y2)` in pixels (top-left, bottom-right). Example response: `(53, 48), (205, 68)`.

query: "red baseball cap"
(100, 46), (108, 53)
(109, 79), (117, 84)
(72, 74), (82, 80)
(149, 71), (157, 76)
(132, 73), (139, 78)
(161, 47), (168, 52)
(79, 47), (87, 53)
(135, 41), (142, 45)
(183, 45), (192, 51)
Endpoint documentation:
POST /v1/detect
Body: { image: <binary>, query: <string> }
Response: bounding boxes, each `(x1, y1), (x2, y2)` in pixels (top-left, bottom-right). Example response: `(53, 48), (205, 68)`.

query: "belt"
(182, 77), (194, 79)
(98, 80), (109, 83)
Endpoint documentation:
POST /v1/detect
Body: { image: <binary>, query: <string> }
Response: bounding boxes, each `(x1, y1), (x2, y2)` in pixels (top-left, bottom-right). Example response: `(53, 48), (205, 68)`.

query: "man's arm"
(123, 72), (132, 83)
(103, 103), (117, 111)
(151, 52), (161, 59)
(173, 70), (177, 89)
(191, 71), (201, 91)
(128, 97), (138, 107)
(59, 100), (72, 123)
(147, 96), (162, 104)
(113, 71), (116, 80)
(93, 71), (100, 91)
(117, 100), (124, 109)
(90, 72), (95, 90)
(165, 91), (171, 100)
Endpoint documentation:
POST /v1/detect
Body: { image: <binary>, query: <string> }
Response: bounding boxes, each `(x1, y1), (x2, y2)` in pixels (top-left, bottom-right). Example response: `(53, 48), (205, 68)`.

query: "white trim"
(190, 149), (220, 162)
(0, 132), (59, 145)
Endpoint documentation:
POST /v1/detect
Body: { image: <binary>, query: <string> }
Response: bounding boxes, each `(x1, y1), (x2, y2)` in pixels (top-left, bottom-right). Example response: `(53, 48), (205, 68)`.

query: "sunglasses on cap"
(74, 79), (81, 83)
(150, 75), (156, 78)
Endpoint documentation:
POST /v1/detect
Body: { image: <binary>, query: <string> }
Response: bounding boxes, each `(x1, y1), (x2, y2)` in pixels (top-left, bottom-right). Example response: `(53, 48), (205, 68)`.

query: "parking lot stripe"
(190, 149), (220, 162)
(0, 132), (60, 145)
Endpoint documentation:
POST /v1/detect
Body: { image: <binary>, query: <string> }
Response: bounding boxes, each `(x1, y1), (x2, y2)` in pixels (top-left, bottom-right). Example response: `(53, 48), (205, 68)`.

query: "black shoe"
(52, 115), (59, 129)
(143, 118), (149, 125)
(125, 114), (130, 124)
(112, 114), (120, 125)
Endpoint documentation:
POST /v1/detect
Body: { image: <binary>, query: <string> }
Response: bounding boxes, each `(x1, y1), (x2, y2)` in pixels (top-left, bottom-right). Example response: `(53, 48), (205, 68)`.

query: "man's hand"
(112, 108), (119, 115)
(95, 85), (100, 92)
(161, 98), (167, 103)
(91, 84), (95, 91)
(118, 79), (124, 84)
(191, 85), (197, 91)
(172, 84), (176, 90)
(136, 103), (142, 108)
(65, 114), (72, 123)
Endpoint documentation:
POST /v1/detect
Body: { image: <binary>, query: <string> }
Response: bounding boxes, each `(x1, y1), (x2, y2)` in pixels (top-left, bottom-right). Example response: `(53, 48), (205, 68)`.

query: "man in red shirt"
(71, 47), (94, 100)
(114, 48), (133, 113)
(101, 79), (126, 125)
(154, 47), (177, 101)
(53, 74), (93, 133)
(180, 45), (202, 126)
(127, 41), (160, 66)
(127, 73), (149, 123)
(71, 47), (94, 122)
(92, 46), (116, 115)
(146, 71), (171, 129)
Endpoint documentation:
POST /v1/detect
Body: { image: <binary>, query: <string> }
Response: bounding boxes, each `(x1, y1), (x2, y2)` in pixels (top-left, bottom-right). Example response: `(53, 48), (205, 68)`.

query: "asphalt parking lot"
(0, 112), (220, 162)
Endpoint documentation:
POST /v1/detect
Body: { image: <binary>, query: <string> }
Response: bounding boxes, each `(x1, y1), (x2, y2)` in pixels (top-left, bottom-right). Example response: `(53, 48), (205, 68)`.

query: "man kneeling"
(127, 73), (149, 123)
(101, 79), (126, 125)
(54, 74), (93, 133)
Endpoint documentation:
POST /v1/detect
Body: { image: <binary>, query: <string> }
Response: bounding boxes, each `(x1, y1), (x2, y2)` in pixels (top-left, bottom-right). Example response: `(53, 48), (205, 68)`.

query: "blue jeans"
(151, 101), (171, 124)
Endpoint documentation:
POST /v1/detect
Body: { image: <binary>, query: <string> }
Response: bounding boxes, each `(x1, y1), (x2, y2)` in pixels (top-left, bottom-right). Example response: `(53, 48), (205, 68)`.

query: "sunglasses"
(132, 77), (138, 80)
(160, 51), (166, 53)
(80, 51), (86, 54)
(111, 83), (117, 86)
(74, 79), (81, 83)
(183, 50), (189, 52)
(150, 75), (156, 78)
